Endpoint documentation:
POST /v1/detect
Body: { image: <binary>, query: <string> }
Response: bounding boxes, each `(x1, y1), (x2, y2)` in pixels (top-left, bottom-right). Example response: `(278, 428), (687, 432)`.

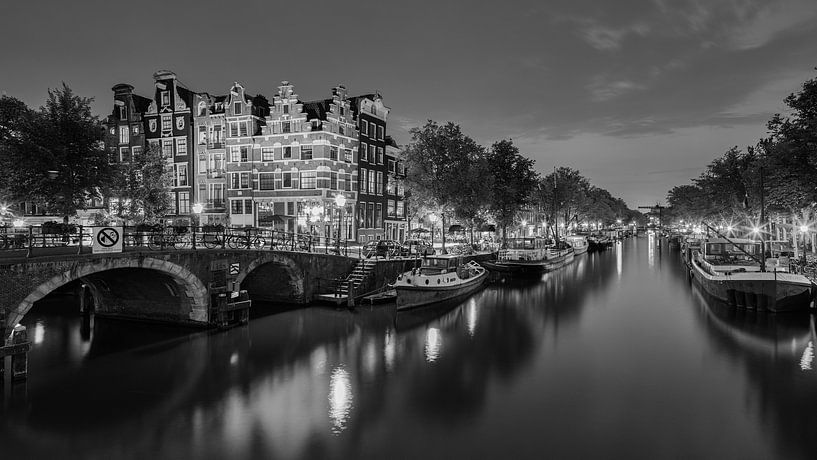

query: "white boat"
(688, 238), (814, 312)
(563, 235), (589, 255)
(482, 237), (574, 274)
(393, 255), (488, 310)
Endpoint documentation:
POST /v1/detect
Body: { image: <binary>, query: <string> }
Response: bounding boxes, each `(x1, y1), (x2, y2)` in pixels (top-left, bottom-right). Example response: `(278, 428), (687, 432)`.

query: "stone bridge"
(0, 249), (356, 341)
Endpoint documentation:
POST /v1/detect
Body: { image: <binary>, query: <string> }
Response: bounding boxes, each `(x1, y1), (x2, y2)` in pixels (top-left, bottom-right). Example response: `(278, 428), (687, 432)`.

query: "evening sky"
(2, 0), (816, 207)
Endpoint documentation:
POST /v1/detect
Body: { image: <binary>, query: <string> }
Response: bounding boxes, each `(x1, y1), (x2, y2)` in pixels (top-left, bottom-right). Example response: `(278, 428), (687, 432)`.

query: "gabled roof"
(349, 94), (376, 117)
(133, 94), (152, 113)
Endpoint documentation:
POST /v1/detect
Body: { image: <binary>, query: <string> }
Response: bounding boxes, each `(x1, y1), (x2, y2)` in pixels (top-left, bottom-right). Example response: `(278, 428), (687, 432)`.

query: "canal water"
(3, 235), (816, 459)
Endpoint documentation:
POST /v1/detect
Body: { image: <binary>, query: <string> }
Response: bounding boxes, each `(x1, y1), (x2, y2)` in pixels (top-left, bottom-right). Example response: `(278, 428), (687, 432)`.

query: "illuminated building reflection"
(425, 327), (441, 362)
(328, 366), (353, 434)
(466, 299), (478, 336)
(384, 329), (396, 372)
(616, 242), (623, 278)
(647, 233), (655, 267)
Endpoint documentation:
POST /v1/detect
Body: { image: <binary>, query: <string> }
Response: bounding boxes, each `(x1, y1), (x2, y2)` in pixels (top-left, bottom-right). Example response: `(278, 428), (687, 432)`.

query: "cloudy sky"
(2, 0), (816, 207)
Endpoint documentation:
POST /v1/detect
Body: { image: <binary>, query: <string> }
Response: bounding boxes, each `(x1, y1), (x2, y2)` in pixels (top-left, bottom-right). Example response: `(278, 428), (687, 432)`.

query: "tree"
(0, 84), (112, 220)
(106, 143), (173, 224)
(402, 121), (485, 251)
(486, 139), (539, 245)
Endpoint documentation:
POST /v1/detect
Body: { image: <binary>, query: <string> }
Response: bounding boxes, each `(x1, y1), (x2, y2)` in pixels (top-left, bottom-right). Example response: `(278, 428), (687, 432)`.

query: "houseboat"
(688, 238), (814, 312)
(563, 235), (589, 255)
(482, 237), (574, 274)
(393, 255), (488, 310)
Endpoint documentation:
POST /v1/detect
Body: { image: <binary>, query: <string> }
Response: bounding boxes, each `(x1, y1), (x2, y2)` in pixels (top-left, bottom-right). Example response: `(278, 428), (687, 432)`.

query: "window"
(234, 101), (241, 115)
(161, 115), (171, 131)
(259, 173), (275, 190)
(198, 126), (207, 145)
(377, 147), (384, 164)
(174, 164), (188, 187)
(119, 106), (126, 119)
(300, 171), (317, 189)
(240, 146), (249, 162)
(312, 120), (320, 131)
(283, 146), (292, 159)
(360, 143), (367, 162)
(209, 184), (224, 207)
(339, 173), (346, 192)
(361, 120), (368, 136)
(229, 172), (249, 189)
(282, 121), (291, 133)
(230, 173), (240, 189)
(198, 101), (207, 116)
(132, 146), (142, 157)
(231, 200), (244, 214)
(239, 122), (248, 136)
(283, 104), (289, 114)
(377, 125), (384, 140)
(119, 126), (129, 144)
(368, 144), (375, 163)
(176, 138), (187, 156)
(360, 169), (367, 194)
(212, 125), (223, 145)
(344, 148), (353, 162)
(368, 170), (376, 194)
(388, 200), (396, 217)
(261, 147), (274, 161)
(340, 107), (345, 117)
(330, 146), (338, 161)
(367, 202), (374, 228)
(162, 139), (173, 158)
(230, 146), (248, 162)
(283, 172), (293, 188)
(376, 171), (383, 195)
(245, 199), (253, 214)
(229, 122), (239, 137)
(376, 203), (382, 228)
(178, 192), (190, 214)
(132, 125), (139, 135)
(119, 147), (130, 163)
(161, 91), (170, 106)
(198, 155), (207, 175)
(396, 200), (405, 217)
(301, 145), (312, 160)
(338, 124), (345, 136)
(330, 172), (338, 190)
(240, 172), (249, 189)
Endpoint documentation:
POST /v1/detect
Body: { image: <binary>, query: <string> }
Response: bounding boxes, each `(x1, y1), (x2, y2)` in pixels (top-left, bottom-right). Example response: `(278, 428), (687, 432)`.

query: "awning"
(448, 224), (464, 232)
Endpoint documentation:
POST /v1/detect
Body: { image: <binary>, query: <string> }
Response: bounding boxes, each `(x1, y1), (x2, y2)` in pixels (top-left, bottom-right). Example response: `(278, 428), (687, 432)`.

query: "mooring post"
(11, 325), (30, 381)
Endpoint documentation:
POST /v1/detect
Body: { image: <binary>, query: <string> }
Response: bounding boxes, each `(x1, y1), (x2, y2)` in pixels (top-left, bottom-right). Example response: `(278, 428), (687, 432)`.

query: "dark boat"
(393, 255), (488, 311)
(482, 237), (574, 275)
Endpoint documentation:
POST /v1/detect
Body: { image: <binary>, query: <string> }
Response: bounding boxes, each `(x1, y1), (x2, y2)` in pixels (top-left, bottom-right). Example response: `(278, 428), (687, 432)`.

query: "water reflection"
(7, 243), (817, 459)
(328, 366), (353, 434)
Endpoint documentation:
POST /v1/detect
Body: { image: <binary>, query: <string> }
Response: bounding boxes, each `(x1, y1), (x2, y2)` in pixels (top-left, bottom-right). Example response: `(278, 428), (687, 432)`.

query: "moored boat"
(688, 238), (814, 312)
(393, 255), (488, 311)
(563, 235), (589, 255)
(482, 237), (574, 274)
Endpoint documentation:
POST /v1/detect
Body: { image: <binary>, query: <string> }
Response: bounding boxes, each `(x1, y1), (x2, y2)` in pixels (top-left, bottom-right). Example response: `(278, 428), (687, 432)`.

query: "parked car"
(403, 238), (435, 256)
(362, 239), (409, 258)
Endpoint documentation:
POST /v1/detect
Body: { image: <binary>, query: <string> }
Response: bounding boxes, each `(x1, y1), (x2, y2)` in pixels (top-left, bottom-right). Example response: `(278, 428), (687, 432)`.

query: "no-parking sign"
(92, 227), (123, 254)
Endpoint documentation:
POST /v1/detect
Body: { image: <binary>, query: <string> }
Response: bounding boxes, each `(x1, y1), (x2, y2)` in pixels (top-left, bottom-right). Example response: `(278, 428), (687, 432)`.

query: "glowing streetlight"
(334, 194), (346, 253)
(800, 225), (809, 233)
(752, 227), (760, 234)
(429, 214), (438, 249)
(12, 218), (25, 228)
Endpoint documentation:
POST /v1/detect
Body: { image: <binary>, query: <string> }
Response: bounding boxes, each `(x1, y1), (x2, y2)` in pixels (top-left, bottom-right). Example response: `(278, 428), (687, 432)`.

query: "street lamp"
(334, 193), (346, 254)
(13, 218), (25, 228)
(429, 213), (438, 249)
(521, 219), (527, 237)
(192, 202), (204, 229)
(800, 225), (809, 264)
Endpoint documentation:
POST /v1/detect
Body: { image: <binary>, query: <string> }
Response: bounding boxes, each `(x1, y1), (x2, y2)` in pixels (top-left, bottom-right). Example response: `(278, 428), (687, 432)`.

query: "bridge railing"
(0, 225), (353, 257)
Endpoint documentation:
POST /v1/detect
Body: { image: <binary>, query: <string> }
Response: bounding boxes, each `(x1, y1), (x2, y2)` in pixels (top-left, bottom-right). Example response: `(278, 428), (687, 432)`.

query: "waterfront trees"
(0, 85), (111, 220)
(486, 140), (539, 244)
(106, 144), (173, 224)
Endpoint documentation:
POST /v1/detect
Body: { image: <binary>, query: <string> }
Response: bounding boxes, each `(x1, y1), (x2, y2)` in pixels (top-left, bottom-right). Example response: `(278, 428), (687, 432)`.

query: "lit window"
(301, 145), (312, 160)
(261, 147), (274, 161)
(132, 125), (139, 135)
(231, 200), (243, 214)
(300, 171), (317, 189)
(176, 138), (187, 156)
(161, 91), (170, 106)
(119, 126), (129, 144)
(161, 115), (171, 131)
(259, 173), (275, 190)
(132, 146), (142, 157)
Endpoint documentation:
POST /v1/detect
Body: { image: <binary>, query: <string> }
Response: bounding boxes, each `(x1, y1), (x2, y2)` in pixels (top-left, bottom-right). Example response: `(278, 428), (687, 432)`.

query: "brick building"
(350, 94), (389, 242)
(384, 136), (407, 241)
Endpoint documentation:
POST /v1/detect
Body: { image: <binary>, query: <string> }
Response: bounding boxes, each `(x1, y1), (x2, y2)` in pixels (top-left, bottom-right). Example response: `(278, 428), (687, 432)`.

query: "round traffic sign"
(97, 227), (120, 247)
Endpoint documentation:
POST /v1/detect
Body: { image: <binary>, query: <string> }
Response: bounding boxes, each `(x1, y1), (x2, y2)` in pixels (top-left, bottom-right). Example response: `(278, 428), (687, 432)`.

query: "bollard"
(11, 324), (29, 381)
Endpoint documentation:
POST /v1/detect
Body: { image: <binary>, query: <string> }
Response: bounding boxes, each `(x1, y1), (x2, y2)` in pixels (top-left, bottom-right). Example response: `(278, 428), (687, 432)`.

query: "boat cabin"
(504, 237), (551, 250)
(702, 238), (761, 265)
(419, 255), (465, 275)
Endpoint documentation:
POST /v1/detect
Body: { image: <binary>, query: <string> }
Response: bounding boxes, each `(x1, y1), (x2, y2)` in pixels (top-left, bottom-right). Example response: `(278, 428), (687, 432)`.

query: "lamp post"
(521, 219), (527, 238)
(334, 194), (346, 254)
(429, 213), (438, 250)
(800, 225), (809, 265)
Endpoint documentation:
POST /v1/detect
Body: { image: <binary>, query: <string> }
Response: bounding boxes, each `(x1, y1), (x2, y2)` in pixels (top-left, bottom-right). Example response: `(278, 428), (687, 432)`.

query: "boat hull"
(484, 251), (575, 275)
(396, 271), (488, 310)
(689, 258), (814, 312)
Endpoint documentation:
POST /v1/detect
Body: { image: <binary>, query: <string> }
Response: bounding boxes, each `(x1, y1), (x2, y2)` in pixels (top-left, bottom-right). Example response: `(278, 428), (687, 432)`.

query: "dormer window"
(234, 101), (241, 115)
(340, 107), (345, 116)
(283, 104), (289, 114)
(161, 91), (170, 106)
(119, 106), (126, 119)
(198, 101), (207, 116)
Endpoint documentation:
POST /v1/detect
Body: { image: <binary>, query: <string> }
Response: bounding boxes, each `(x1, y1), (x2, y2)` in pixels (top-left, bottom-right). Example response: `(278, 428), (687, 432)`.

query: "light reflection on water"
(4, 239), (817, 460)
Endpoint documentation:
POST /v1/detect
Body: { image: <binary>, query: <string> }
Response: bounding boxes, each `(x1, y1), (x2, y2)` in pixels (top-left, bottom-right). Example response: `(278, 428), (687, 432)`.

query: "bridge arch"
(5, 257), (208, 340)
(236, 252), (306, 304)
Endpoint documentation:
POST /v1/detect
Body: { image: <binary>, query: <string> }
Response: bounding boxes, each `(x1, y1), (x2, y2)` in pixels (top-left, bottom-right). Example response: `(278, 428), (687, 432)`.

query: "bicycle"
(226, 230), (266, 249)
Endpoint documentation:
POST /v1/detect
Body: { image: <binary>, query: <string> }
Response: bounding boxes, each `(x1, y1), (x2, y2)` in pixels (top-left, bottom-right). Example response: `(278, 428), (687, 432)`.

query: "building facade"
(193, 92), (228, 226)
(384, 136), (407, 241)
(251, 82), (358, 239)
(351, 94), (390, 242)
(142, 70), (196, 224)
